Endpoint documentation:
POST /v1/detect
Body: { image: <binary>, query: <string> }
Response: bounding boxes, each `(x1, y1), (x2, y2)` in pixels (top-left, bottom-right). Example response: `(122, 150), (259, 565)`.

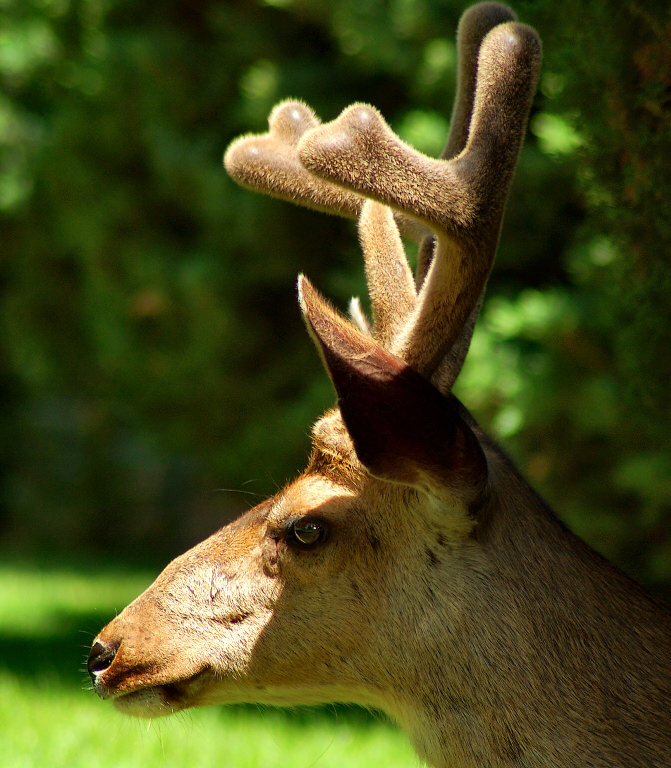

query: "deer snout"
(88, 638), (120, 697)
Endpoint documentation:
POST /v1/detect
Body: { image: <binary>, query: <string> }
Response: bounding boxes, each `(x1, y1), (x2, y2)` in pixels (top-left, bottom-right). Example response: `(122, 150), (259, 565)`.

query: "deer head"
(88, 4), (671, 766)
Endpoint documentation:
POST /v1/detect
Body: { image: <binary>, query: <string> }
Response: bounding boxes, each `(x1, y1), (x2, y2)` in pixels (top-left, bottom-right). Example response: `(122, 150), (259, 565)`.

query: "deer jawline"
(109, 670), (213, 718)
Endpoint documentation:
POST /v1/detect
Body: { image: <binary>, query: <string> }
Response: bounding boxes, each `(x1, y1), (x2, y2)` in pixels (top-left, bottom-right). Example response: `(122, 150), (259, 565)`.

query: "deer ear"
(299, 276), (487, 493)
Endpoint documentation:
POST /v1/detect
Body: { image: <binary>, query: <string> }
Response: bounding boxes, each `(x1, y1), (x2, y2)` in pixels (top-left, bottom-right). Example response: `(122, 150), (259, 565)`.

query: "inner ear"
(299, 276), (487, 493)
(335, 344), (487, 491)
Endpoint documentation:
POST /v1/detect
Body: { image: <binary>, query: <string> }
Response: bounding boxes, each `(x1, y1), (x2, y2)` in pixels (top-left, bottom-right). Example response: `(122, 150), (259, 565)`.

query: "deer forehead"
(267, 473), (357, 525)
(268, 469), (475, 548)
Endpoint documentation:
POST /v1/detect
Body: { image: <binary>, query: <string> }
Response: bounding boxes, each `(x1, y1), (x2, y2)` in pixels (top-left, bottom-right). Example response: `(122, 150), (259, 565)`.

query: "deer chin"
(109, 674), (371, 719)
(109, 670), (214, 718)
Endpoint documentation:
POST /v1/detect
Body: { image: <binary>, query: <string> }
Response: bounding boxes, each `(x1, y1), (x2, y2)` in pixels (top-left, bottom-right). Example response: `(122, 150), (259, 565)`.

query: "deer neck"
(373, 445), (671, 768)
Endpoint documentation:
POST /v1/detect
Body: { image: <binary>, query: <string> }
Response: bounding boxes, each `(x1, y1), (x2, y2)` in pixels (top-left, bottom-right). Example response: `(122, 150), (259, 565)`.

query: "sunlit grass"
(0, 565), (418, 767)
(0, 676), (417, 768)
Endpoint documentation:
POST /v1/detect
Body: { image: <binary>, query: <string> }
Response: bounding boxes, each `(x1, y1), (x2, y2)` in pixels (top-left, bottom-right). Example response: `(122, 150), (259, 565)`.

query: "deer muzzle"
(87, 637), (120, 699)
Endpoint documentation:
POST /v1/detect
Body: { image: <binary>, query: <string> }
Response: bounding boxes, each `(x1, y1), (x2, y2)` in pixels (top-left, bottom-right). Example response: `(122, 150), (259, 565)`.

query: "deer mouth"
(88, 637), (212, 717)
(108, 671), (213, 718)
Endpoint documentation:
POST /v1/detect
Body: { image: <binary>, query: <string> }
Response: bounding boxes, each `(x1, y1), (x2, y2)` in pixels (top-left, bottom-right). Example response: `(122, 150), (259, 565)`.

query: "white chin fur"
(112, 687), (180, 719)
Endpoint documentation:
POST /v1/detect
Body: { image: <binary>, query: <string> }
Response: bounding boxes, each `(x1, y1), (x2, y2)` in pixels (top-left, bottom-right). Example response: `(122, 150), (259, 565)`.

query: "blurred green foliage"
(0, 0), (669, 597)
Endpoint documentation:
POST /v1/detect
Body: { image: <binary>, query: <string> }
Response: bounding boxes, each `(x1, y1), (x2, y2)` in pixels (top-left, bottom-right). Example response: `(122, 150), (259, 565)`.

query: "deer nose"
(88, 638), (120, 688)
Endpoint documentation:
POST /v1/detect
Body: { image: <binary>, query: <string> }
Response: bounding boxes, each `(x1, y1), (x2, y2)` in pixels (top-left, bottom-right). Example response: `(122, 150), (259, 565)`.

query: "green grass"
(0, 563), (418, 767)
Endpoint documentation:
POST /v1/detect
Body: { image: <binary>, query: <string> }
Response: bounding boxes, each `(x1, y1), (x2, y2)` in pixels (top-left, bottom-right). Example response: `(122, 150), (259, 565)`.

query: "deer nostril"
(87, 639), (120, 681)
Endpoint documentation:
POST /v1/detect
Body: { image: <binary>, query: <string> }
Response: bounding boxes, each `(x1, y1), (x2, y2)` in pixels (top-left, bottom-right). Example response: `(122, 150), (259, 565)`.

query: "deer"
(87, 3), (671, 766)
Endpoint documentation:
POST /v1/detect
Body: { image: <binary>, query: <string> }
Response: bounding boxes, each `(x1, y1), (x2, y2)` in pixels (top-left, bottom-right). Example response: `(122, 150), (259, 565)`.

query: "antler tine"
(298, 22), (541, 383)
(442, 2), (518, 162)
(225, 100), (429, 244)
(224, 100), (364, 219)
(416, 2), (518, 287)
(358, 5), (518, 354)
(426, 3), (518, 393)
(225, 101), (422, 346)
(356, 199), (482, 394)
(357, 200), (417, 347)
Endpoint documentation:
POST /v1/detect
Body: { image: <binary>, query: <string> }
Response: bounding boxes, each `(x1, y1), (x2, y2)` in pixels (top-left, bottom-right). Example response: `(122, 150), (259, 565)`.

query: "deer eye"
(287, 520), (327, 547)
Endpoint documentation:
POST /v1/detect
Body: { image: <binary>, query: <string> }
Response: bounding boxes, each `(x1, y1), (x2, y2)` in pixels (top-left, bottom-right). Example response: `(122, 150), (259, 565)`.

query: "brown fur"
(88, 4), (671, 766)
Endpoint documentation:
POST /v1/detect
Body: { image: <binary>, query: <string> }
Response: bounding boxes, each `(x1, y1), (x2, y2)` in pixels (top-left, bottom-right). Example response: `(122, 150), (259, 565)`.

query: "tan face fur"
(91, 425), (477, 722)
